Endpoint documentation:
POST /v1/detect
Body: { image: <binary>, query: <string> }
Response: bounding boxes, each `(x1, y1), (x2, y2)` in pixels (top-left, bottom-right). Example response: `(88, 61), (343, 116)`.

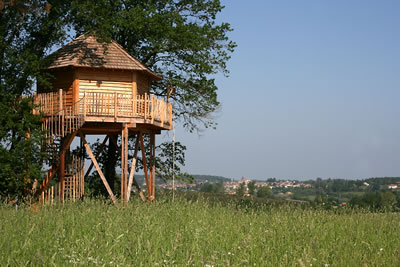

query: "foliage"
(69, 0), (236, 131)
(192, 174), (231, 183)
(302, 177), (400, 194)
(199, 182), (224, 194)
(1, 198), (400, 265)
(381, 191), (398, 209)
(256, 186), (272, 198)
(0, 97), (46, 198)
(235, 183), (245, 197)
(278, 177), (400, 205)
(154, 141), (192, 183)
(247, 181), (256, 196)
(0, 0), (72, 197)
(350, 191), (398, 211)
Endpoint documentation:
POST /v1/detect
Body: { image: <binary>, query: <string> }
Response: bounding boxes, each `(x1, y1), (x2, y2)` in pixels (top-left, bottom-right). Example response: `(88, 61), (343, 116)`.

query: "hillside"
(130, 174), (232, 186)
(191, 174), (231, 183)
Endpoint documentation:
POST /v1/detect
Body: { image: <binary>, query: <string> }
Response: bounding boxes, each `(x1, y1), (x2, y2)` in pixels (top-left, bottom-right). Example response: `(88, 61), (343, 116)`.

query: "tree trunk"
(105, 135), (118, 193)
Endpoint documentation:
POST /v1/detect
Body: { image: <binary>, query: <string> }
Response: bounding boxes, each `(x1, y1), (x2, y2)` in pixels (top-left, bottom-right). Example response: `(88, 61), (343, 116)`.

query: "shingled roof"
(46, 34), (162, 81)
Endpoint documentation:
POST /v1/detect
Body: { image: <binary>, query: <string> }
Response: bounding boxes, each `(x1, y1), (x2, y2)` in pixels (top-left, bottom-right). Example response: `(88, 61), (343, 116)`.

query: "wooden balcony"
(33, 90), (172, 131)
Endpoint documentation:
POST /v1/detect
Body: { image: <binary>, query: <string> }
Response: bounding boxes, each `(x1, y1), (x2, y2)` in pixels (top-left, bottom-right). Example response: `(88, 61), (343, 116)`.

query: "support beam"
(139, 133), (150, 200)
(121, 124), (129, 204)
(121, 130), (124, 203)
(151, 133), (156, 200)
(79, 132), (117, 205)
(127, 134), (145, 202)
(84, 135), (109, 179)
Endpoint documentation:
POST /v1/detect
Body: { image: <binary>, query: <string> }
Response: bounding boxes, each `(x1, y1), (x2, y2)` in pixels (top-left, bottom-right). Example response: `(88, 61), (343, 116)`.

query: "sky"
(160, 0), (400, 180)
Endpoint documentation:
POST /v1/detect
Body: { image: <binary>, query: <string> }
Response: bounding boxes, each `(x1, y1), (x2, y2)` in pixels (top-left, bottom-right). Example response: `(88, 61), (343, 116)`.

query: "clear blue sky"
(163, 0), (400, 180)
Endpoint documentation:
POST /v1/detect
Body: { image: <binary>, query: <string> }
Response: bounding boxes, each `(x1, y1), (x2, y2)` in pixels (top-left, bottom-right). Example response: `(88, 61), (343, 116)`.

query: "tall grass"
(1, 196), (399, 266)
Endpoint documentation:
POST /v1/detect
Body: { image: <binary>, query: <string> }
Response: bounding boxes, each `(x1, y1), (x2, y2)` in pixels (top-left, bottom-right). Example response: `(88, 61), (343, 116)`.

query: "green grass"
(1, 196), (400, 266)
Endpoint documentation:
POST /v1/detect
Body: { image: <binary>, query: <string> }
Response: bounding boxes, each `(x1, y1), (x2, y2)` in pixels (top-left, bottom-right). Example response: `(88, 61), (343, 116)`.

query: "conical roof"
(46, 34), (162, 81)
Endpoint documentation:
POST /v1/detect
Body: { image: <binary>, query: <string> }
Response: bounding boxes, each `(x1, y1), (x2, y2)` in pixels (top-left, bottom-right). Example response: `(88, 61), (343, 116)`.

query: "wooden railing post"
(144, 93), (147, 121)
(169, 102), (173, 129)
(59, 89), (63, 112)
(160, 100), (164, 127)
(114, 92), (117, 121)
(83, 93), (86, 121)
(151, 95), (155, 124)
(132, 95), (135, 117)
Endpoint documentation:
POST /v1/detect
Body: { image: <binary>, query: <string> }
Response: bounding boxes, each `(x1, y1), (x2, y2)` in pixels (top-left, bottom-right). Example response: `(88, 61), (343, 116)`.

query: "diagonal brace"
(79, 132), (117, 205)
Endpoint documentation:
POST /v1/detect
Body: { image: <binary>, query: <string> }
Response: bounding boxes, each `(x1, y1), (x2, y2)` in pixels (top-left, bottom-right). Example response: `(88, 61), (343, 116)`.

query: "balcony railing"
(33, 90), (172, 129)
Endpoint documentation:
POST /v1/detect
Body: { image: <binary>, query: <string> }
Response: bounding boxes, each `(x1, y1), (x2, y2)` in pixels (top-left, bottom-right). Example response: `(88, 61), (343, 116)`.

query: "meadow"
(1, 196), (400, 266)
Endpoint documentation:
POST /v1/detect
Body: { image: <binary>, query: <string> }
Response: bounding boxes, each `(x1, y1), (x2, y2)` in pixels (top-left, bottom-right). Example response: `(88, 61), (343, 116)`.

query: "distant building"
(388, 184), (398, 189)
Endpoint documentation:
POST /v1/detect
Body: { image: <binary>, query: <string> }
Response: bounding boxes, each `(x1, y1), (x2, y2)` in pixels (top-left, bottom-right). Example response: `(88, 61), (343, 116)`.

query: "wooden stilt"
(79, 132), (117, 205)
(121, 124), (129, 204)
(127, 134), (145, 202)
(139, 132), (150, 200)
(124, 125), (128, 202)
(81, 158), (84, 198)
(121, 131), (124, 202)
(151, 133), (156, 200)
(121, 131), (124, 203)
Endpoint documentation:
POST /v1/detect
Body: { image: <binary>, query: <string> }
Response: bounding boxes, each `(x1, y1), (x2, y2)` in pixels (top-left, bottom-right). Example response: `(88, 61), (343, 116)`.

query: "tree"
(236, 183), (245, 197)
(154, 141), (192, 183)
(247, 181), (256, 196)
(68, 0), (236, 186)
(380, 191), (397, 211)
(0, 0), (71, 198)
(256, 186), (272, 198)
(69, 0), (236, 131)
(350, 192), (381, 210)
(200, 182), (224, 194)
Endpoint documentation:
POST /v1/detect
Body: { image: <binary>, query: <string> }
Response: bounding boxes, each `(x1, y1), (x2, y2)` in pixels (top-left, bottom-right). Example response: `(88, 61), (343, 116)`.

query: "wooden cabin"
(33, 35), (172, 205)
(36, 35), (171, 129)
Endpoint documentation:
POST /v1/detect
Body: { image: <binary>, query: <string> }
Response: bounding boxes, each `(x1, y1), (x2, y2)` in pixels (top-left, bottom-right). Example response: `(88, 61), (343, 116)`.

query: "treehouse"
(33, 35), (172, 205)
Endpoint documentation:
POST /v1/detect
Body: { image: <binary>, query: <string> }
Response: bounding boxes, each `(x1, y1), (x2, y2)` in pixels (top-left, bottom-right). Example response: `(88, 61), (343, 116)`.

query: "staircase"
(34, 92), (86, 201)
(39, 155), (85, 204)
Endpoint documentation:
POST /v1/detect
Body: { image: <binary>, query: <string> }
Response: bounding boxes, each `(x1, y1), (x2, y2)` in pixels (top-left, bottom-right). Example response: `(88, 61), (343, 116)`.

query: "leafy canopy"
(69, 0), (236, 131)
(0, 0), (71, 197)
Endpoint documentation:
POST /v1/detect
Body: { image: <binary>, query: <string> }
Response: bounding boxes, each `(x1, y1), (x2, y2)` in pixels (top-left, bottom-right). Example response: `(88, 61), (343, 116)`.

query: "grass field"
(1, 196), (400, 266)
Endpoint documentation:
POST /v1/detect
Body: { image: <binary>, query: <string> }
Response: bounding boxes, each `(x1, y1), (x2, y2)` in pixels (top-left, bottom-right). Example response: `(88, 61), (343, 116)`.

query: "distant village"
(158, 177), (313, 195)
(157, 176), (400, 197)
